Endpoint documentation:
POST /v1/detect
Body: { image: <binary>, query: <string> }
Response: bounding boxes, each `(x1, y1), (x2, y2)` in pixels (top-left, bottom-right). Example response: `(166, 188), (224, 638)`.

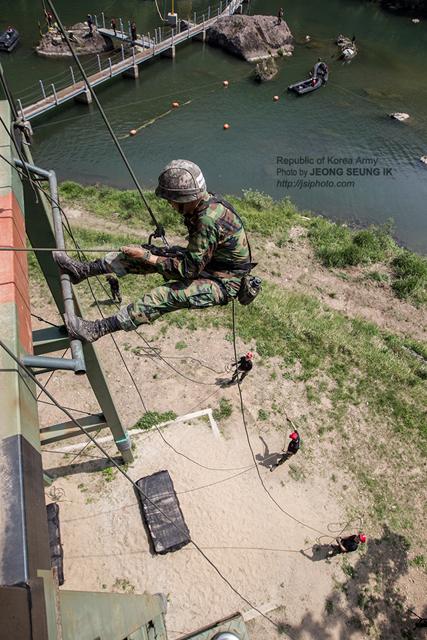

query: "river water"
(1, 0), (427, 252)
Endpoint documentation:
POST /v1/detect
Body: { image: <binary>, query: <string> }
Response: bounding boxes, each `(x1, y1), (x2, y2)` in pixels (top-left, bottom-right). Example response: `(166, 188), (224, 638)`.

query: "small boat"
(0, 27), (20, 52)
(288, 61), (328, 95)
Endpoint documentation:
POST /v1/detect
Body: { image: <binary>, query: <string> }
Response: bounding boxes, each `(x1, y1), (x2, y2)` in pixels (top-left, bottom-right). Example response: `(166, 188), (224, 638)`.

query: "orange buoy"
(129, 129), (137, 136)
(223, 80), (229, 87)
(223, 123), (230, 130)
(172, 101), (180, 108)
(273, 95), (280, 101)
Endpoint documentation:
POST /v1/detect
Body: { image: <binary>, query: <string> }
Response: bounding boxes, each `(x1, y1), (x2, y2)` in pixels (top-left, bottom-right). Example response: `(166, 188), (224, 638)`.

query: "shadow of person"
(300, 543), (335, 562)
(215, 376), (234, 388)
(256, 436), (282, 468)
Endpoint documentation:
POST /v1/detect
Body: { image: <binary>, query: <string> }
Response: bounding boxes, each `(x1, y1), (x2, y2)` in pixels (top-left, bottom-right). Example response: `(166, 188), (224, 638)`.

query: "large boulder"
(206, 14), (293, 62)
(36, 22), (113, 57)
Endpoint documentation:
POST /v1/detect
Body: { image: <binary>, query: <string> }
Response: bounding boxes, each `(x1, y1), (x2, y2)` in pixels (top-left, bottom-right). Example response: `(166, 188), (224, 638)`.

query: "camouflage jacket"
(155, 193), (251, 283)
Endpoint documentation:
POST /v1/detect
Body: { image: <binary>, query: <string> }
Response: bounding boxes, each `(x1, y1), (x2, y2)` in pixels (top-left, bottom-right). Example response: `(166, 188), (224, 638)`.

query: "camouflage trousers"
(105, 251), (239, 330)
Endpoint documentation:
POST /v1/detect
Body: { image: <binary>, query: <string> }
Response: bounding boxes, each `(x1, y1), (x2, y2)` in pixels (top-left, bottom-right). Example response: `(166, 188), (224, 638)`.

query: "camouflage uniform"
(105, 192), (251, 330)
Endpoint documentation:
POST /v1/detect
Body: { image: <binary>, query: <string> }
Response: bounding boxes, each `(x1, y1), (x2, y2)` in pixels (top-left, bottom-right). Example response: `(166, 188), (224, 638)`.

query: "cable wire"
(230, 300), (329, 538)
(0, 336), (288, 636)
(44, 0), (167, 244)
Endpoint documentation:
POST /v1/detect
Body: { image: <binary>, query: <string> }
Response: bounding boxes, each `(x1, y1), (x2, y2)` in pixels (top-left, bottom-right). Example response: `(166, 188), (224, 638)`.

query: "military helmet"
(155, 159), (206, 203)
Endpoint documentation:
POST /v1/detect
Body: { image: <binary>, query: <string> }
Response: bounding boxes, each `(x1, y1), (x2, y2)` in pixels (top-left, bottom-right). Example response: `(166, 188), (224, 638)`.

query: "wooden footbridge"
(17, 0), (245, 122)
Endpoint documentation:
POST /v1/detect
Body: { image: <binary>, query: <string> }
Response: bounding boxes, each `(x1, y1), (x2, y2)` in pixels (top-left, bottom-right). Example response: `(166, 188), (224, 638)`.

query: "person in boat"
(54, 160), (254, 343)
(5, 26), (14, 38)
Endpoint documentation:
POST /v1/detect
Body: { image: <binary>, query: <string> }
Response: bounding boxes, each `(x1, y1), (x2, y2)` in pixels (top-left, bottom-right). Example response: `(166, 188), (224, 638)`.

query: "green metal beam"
(33, 326), (69, 355)
(20, 145), (133, 463)
(39, 413), (106, 445)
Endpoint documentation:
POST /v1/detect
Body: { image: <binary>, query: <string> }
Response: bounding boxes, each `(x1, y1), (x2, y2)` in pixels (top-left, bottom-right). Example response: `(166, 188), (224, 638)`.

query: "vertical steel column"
(17, 149), (133, 462)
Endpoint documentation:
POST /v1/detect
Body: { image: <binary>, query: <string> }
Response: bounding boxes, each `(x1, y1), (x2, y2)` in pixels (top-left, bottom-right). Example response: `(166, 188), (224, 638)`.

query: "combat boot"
(65, 313), (122, 343)
(53, 251), (111, 285)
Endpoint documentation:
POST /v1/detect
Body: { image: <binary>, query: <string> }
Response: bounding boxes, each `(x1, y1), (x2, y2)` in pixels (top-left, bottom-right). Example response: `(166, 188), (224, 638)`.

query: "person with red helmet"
(330, 533), (367, 556)
(230, 351), (254, 384)
(270, 429), (300, 471)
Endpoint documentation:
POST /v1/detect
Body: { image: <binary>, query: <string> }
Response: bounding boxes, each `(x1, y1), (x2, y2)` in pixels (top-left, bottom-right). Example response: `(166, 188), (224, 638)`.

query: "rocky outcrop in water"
(206, 14), (293, 63)
(36, 23), (113, 58)
(253, 57), (279, 82)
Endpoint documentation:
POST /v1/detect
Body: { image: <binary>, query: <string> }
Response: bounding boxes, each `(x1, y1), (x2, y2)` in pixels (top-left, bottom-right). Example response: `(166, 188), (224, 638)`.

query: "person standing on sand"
(329, 533), (366, 556)
(270, 430), (300, 471)
(230, 352), (254, 384)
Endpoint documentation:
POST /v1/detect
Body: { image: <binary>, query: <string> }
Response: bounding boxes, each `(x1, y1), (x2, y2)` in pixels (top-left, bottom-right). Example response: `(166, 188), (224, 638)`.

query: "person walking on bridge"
(110, 18), (117, 37)
(54, 160), (256, 343)
(277, 7), (284, 25)
(131, 21), (137, 43)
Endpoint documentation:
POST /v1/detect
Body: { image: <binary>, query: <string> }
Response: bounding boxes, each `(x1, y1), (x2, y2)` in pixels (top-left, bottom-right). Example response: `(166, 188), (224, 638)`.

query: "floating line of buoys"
(172, 101), (180, 108)
(223, 80), (229, 87)
(273, 95), (280, 102)
(223, 123), (230, 130)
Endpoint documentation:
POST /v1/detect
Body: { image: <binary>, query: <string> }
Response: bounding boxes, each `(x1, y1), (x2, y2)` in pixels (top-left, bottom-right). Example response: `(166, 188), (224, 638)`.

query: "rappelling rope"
(0, 336), (291, 638)
(44, 0), (167, 245)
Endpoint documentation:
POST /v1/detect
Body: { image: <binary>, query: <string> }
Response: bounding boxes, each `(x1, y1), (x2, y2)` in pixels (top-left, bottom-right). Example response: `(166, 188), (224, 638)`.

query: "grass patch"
(133, 410), (177, 430)
(257, 408), (270, 421)
(392, 251), (427, 305)
(308, 218), (397, 268)
(175, 340), (188, 350)
(212, 398), (233, 421)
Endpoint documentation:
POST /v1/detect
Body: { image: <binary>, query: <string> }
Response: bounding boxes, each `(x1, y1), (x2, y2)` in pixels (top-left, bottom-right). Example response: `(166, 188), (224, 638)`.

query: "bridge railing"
(17, 0), (243, 115)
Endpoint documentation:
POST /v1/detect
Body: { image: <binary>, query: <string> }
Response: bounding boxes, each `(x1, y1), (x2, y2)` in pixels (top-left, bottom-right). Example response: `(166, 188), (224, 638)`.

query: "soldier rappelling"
(54, 160), (260, 343)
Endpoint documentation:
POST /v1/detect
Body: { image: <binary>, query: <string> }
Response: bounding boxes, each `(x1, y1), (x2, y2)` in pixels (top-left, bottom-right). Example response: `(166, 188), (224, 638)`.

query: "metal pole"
(121, 43), (125, 61)
(51, 83), (58, 105)
(14, 160), (86, 374)
(132, 46), (136, 65)
(94, 14), (98, 28)
(22, 355), (82, 372)
(108, 58), (113, 77)
(101, 11), (105, 28)
(220, 1), (223, 13)
(194, 11), (196, 25)
(208, 5), (211, 19)
(97, 54), (102, 72)
(39, 80), (46, 99)
(70, 66), (76, 85)
(17, 99), (25, 119)
(119, 18), (124, 37)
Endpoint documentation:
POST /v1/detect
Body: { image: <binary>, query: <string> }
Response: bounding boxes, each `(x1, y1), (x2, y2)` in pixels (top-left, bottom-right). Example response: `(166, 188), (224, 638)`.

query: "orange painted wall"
(0, 191), (32, 352)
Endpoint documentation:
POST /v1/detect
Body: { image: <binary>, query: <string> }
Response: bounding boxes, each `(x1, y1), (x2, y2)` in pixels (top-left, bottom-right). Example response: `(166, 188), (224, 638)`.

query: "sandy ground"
(33, 209), (427, 639)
